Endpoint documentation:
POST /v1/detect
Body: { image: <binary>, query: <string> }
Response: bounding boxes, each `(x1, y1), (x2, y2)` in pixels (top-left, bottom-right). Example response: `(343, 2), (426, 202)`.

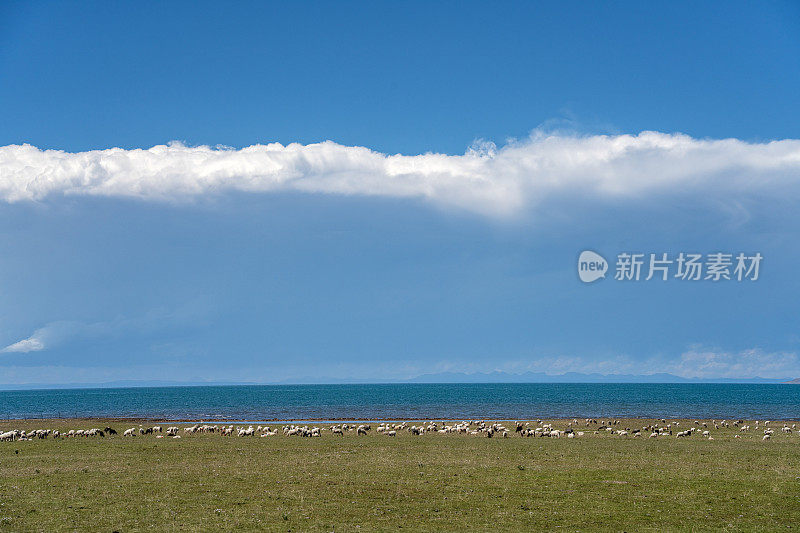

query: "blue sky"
(1, 2), (800, 384)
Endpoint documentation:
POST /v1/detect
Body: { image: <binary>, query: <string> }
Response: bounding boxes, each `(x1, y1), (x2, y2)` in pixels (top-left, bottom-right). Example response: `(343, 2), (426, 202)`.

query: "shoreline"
(3, 416), (799, 424)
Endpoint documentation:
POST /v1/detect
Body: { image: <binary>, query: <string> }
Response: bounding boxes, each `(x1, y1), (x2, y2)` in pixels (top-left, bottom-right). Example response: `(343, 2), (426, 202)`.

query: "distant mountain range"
(0, 380), (256, 390)
(0, 372), (796, 390)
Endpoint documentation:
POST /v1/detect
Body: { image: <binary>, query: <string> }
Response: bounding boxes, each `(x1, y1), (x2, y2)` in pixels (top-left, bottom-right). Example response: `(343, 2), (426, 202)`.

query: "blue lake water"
(0, 383), (798, 420)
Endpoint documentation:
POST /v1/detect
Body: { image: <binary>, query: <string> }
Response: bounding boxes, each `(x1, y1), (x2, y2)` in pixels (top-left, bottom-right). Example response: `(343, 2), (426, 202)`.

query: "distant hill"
(785, 378), (800, 384)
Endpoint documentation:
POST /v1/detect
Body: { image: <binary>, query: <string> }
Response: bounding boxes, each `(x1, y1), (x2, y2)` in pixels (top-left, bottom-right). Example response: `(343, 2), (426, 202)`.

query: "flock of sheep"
(1, 418), (798, 442)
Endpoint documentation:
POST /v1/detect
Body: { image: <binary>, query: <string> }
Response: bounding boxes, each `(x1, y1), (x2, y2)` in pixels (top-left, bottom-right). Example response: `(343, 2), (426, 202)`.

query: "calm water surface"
(1, 383), (799, 420)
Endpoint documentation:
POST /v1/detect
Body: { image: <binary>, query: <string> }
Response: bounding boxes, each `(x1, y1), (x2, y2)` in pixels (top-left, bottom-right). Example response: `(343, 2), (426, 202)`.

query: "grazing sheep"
(4, 417), (796, 449)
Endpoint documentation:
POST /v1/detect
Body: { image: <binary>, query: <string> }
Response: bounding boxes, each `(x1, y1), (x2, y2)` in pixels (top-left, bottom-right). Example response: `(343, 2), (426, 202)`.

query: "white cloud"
(1, 303), (210, 355)
(2, 131), (800, 217)
(1, 337), (45, 353)
(0, 321), (77, 353)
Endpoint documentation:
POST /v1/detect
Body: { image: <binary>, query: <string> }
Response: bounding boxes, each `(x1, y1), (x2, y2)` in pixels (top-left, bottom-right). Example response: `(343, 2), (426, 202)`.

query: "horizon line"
(0, 378), (797, 392)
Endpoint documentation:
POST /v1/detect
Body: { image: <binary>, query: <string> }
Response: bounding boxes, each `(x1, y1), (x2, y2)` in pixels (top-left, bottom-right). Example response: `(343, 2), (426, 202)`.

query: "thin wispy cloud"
(2, 131), (800, 217)
(1, 303), (211, 355)
(0, 321), (77, 353)
(0, 347), (795, 385)
(436, 347), (800, 380)
(669, 347), (799, 380)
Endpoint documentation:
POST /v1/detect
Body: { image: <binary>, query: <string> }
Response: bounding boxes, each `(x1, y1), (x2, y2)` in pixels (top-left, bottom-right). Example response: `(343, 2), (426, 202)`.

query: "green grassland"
(0, 418), (799, 531)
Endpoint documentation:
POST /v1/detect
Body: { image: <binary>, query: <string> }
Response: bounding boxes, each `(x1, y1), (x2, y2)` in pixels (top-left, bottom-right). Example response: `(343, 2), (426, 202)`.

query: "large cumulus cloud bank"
(2, 131), (800, 216)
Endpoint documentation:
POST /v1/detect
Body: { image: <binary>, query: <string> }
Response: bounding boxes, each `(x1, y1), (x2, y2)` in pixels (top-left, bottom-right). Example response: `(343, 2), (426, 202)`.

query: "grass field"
(0, 418), (798, 531)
